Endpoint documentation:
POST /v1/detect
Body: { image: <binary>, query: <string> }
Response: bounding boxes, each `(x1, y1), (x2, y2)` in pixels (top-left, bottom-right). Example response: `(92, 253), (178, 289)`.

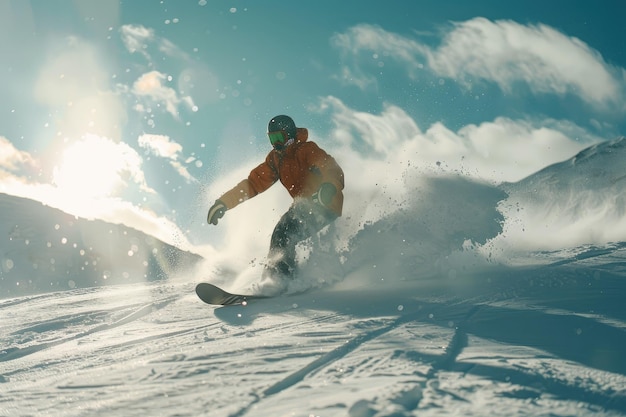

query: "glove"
(207, 200), (227, 225)
(311, 183), (337, 208)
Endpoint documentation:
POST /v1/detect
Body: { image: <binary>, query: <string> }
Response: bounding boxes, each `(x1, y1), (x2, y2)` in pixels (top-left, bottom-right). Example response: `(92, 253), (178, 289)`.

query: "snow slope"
(1, 138), (626, 416)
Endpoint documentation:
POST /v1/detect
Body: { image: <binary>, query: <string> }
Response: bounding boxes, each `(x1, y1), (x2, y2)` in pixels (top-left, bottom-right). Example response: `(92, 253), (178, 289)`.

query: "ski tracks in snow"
(229, 303), (482, 417)
(0, 286), (184, 364)
(224, 293), (626, 417)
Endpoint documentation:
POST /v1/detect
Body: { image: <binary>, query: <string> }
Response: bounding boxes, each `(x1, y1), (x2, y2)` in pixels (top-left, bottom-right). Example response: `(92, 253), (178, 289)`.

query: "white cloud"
(120, 24), (191, 61)
(330, 24), (426, 89)
(120, 24), (154, 59)
(138, 134), (196, 182)
(159, 38), (191, 61)
(331, 19), (625, 107)
(53, 134), (154, 198)
(320, 95), (598, 190)
(426, 18), (622, 105)
(0, 136), (37, 172)
(132, 71), (195, 119)
(138, 134), (182, 159)
(331, 24), (423, 68)
(120, 24), (215, 115)
(333, 65), (378, 91)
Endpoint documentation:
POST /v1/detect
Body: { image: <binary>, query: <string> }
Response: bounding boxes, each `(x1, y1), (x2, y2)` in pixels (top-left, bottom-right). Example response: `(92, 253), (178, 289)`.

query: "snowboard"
(195, 282), (268, 306)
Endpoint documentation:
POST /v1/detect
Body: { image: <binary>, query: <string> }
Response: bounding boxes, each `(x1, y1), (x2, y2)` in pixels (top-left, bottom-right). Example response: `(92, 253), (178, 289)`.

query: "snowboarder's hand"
(312, 183), (337, 208)
(207, 200), (226, 225)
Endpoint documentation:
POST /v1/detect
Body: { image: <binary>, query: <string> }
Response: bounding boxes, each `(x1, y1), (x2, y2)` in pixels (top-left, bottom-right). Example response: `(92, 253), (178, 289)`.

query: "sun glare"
(53, 135), (139, 199)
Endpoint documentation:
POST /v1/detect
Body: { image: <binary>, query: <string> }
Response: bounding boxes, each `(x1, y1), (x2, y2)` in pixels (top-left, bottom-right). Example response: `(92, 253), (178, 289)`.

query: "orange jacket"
(219, 128), (344, 216)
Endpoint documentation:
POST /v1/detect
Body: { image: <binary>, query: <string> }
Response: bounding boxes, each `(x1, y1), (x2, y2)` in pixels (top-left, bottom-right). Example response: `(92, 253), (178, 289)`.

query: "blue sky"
(0, 0), (625, 252)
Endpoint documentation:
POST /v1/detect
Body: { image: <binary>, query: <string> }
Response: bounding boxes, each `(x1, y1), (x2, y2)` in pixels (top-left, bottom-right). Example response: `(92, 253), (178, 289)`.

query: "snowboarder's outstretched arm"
(207, 155), (278, 225)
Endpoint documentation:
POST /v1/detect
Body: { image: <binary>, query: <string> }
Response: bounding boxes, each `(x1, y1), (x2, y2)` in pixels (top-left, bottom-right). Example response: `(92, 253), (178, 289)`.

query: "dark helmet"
(268, 115), (297, 140)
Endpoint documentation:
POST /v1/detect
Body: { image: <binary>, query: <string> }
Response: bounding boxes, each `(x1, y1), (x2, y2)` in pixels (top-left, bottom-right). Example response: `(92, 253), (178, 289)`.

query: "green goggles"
(268, 130), (288, 148)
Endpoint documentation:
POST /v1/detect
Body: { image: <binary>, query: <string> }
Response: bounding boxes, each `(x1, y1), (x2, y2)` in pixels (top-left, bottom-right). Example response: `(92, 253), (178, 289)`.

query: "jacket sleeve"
(218, 154), (279, 210)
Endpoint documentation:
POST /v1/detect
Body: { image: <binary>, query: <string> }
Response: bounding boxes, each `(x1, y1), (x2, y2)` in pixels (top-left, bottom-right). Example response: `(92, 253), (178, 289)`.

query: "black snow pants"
(264, 200), (337, 280)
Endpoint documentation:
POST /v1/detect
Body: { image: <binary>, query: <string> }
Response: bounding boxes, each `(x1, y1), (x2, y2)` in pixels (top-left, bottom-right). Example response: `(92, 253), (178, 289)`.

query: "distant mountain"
(504, 136), (626, 195)
(499, 136), (626, 249)
(0, 193), (203, 298)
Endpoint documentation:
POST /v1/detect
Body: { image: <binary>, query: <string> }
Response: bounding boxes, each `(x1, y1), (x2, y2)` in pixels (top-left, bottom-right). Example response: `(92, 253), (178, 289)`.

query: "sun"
(53, 134), (142, 199)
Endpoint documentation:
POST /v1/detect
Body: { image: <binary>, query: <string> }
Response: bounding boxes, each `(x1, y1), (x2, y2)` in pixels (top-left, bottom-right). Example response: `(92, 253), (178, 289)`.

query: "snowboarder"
(207, 115), (345, 283)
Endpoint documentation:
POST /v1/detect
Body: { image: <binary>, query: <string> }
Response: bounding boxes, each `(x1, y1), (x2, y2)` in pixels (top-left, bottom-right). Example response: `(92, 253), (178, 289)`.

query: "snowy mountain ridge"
(495, 136), (626, 252)
(0, 193), (203, 298)
(508, 135), (626, 190)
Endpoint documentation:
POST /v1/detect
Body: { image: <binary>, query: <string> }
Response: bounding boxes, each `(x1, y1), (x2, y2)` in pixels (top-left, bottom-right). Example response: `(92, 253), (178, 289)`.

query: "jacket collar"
(296, 127), (308, 143)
